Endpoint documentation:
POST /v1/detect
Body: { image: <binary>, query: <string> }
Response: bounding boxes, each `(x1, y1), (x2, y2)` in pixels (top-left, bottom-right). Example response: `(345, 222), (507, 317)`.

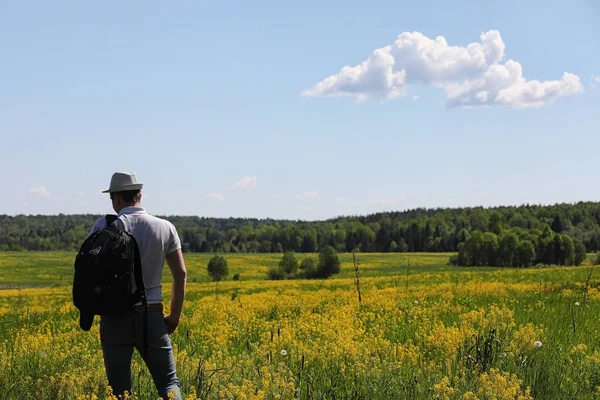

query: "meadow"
(1, 252), (600, 399)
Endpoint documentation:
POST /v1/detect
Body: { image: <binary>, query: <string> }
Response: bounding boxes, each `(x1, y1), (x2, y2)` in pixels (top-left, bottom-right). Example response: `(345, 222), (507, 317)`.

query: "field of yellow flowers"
(1, 252), (600, 399)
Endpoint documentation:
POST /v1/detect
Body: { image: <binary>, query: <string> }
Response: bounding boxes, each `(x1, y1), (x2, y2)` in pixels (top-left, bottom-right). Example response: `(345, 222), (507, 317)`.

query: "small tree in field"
(207, 255), (229, 282)
(279, 251), (299, 276)
(300, 257), (316, 279)
(266, 251), (299, 280)
(316, 245), (341, 279)
(266, 267), (285, 280)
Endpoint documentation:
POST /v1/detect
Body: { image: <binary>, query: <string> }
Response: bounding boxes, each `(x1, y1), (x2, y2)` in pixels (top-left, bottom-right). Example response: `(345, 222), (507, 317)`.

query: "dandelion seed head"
(280, 349), (288, 356)
(534, 340), (543, 348)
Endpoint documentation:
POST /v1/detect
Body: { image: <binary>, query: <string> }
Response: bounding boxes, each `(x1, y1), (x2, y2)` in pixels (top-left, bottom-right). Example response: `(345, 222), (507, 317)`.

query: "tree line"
(451, 226), (588, 267)
(2, 202), (600, 258)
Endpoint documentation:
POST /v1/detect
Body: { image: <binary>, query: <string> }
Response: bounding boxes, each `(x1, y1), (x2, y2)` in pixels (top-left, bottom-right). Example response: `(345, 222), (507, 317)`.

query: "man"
(89, 172), (187, 400)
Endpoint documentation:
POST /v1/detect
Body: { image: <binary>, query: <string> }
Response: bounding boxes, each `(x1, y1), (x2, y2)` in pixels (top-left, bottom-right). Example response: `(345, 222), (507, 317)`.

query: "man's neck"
(116, 203), (142, 213)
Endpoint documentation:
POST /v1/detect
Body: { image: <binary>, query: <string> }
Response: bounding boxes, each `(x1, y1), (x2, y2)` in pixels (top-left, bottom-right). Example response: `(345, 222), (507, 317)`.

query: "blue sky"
(1, 1), (599, 220)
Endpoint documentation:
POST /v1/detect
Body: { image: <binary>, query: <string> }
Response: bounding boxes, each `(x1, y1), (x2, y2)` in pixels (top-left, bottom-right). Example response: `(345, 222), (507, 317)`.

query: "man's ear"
(138, 192), (143, 203)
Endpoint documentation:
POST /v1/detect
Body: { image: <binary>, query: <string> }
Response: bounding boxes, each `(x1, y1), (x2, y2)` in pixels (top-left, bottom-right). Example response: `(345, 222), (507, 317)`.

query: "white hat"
(102, 172), (144, 193)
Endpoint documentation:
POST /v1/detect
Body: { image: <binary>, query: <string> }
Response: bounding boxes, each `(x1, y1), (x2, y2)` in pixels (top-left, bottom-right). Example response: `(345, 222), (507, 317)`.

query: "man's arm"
(164, 249), (187, 333)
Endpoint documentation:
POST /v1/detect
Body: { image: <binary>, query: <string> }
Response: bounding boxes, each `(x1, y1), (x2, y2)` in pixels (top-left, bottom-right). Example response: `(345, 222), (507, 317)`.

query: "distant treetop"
(2, 202), (600, 254)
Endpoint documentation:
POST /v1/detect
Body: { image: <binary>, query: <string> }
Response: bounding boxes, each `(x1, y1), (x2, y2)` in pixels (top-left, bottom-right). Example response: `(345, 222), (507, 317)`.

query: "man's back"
(90, 206), (181, 304)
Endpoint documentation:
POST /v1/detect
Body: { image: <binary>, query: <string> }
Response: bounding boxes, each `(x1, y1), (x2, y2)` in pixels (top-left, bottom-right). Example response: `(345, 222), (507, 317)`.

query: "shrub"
(266, 267), (285, 280)
(316, 245), (341, 279)
(279, 251), (299, 275)
(300, 257), (317, 279)
(207, 255), (229, 282)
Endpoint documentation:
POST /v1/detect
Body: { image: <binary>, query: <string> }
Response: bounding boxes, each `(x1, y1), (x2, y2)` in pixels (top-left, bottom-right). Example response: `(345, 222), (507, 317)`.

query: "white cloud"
(592, 75), (600, 89)
(77, 190), (85, 197)
(297, 192), (319, 201)
(231, 176), (257, 190)
(336, 197), (347, 204)
(271, 194), (285, 200)
(366, 196), (404, 205)
(303, 30), (582, 108)
(205, 192), (225, 202)
(28, 186), (50, 197)
(412, 95), (420, 101)
(475, 191), (485, 198)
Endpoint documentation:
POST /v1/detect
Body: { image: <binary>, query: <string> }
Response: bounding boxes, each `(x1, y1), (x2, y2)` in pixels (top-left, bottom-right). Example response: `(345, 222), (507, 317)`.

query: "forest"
(1, 202), (600, 263)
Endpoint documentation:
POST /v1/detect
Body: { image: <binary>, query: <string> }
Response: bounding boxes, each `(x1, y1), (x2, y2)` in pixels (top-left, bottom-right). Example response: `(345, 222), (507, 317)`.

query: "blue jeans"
(100, 310), (181, 400)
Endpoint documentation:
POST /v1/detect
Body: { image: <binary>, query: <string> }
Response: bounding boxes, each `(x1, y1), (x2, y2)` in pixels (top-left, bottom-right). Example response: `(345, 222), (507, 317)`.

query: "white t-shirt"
(89, 206), (181, 304)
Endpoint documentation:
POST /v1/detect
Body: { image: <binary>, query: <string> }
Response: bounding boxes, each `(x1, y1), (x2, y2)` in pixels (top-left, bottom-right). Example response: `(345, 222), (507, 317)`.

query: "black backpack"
(73, 215), (148, 331)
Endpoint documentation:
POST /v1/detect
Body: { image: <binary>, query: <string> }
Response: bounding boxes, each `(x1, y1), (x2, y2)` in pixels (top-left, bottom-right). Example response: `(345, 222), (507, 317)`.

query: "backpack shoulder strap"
(130, 235), (147, 307)
(105, 214), (118, 227)
(129, 234), (149, 358)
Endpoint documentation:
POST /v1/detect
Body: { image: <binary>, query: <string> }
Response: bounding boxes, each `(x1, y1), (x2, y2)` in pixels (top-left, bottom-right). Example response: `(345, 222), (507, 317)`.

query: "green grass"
(0, 251), (457, 287)
(1, 250), (596, 289)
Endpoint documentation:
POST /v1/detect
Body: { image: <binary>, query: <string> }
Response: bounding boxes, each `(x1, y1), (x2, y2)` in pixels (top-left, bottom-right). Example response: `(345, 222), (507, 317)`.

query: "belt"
(133, 303), (163, 313)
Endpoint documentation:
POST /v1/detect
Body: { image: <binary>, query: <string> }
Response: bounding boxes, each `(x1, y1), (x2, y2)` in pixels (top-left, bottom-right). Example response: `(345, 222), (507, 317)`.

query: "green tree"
(258, 240), (272, 253)
(279, 251), (299, 276)
(563, 235), (576, 265)
(356, 225), (376, 252)
(316, 245), (341, 279)
(517, 240), (535, 267)
(332, 229), (347, 253)
(536, 237), (554, 265)
(454, 242), (467, 265)
(499, 232), (519, 266)
(551, 215), (567, 233)
(301, 231), (318, 253)
(266, 267), (285, 280)
(207, 255), (229, 282)
(489, 212), (503, 235)
(300, 257), (317, 279)
(246, 240), (260, 253)
(389, 240), (398, 252)
(428, 237), (443, 252)
(482, 232), (499, 266)
(376, 217), (393, 251)
(555, 234), (575, 265)
(397, 239), (408, 253)
(462, 231), (484, 266)
(574, 239), (587, 266)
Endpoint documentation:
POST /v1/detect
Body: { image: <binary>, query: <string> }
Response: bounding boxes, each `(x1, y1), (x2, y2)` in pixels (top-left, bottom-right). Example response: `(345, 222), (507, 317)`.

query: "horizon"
(1, 1), (599, 219)
(3, 199), (597, 221)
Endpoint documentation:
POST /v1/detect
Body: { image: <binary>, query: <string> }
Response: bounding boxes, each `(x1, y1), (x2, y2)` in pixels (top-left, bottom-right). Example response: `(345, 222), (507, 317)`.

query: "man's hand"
(164, 314), (180, 334)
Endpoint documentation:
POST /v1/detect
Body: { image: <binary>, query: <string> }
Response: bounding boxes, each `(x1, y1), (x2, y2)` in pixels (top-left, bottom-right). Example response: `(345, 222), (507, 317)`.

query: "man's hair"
(111, 190), (141, 204)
